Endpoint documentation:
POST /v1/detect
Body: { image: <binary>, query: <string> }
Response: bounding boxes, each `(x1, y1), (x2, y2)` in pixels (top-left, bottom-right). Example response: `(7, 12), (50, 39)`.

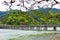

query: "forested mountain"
(0, 0), (60, 25)
(0, 10), (60, 25)
(0, 8), (60, 17)
(0, 11), (7, 17)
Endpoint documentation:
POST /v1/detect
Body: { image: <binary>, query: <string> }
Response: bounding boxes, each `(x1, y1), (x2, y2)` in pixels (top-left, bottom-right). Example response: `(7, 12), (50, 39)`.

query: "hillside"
(0, 10), (60, 25)
(0, 11), (7, 17)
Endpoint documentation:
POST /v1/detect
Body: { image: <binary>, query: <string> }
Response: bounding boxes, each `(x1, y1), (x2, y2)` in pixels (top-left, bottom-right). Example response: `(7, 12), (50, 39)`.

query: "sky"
(0, 0), (60, 12)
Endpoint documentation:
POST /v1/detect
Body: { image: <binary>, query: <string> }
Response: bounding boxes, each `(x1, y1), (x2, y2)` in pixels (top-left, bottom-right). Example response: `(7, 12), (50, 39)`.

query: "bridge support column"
(44, 26), (47, 31)
(54, 26), (56, 31)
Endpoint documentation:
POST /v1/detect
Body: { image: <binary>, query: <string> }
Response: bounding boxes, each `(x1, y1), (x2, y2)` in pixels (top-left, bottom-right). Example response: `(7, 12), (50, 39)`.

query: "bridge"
(0, 24), (60, 31)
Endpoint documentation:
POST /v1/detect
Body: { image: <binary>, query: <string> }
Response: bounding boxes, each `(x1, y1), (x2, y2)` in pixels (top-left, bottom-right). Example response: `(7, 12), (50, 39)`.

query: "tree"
(2, 0), (15, 10)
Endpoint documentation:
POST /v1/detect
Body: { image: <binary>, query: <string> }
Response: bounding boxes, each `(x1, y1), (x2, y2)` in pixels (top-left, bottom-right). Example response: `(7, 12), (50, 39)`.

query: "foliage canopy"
(0, 10), (60, 25)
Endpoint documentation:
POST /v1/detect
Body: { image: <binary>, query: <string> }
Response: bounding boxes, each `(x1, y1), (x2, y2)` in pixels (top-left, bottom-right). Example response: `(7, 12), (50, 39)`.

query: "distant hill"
(0, 10), (60, 25)
(0, 11), (7, 17)
(38, 8), (60, 13)
(0, 8), (60, 17)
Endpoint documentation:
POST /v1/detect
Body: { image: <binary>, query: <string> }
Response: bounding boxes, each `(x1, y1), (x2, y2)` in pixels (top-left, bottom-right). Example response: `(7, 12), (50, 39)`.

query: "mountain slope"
(0, 11), (7, 17)
(0, 10), (60, 25)
(0, 8), (60, 17)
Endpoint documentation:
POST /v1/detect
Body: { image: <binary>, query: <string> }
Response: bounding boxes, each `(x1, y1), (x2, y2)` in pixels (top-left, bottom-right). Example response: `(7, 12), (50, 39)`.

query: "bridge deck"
(0, 24), (60, 31)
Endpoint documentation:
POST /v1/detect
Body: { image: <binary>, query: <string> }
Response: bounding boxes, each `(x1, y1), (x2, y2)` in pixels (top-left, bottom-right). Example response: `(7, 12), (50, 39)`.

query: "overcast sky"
(0, 0), (60, 12)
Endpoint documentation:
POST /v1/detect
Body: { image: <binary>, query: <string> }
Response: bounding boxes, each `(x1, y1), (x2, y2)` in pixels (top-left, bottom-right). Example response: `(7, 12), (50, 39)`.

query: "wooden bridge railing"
(0, 24), (60, 31)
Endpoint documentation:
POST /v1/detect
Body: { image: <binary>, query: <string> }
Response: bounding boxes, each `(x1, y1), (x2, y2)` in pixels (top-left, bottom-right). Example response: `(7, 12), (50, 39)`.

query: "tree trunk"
(22, 0), (24, 7)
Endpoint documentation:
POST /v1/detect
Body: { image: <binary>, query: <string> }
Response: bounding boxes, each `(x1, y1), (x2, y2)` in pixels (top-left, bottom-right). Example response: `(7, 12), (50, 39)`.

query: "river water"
(0, 29), (59, 40)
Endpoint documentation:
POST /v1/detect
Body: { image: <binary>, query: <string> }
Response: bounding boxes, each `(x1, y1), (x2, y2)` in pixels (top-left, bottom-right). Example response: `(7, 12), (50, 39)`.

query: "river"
(0, 29), (59, 40)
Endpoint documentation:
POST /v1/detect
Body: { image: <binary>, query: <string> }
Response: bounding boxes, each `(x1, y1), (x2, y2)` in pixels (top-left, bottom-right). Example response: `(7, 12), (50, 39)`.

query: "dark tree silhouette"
(19, 0), (24, 6)
(9, 0), (15, 10)
(1, 0), (60, 10)
(10, 0), (15, 5)
(36, 0), (60, 9)
(2, 0), (15, 10)
(51, 0), (60, 8)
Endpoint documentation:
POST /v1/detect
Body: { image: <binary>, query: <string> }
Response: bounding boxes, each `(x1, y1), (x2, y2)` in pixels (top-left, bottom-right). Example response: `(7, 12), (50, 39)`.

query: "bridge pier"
(44, 26), (47, 31)
(53, 26), (56, 31)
